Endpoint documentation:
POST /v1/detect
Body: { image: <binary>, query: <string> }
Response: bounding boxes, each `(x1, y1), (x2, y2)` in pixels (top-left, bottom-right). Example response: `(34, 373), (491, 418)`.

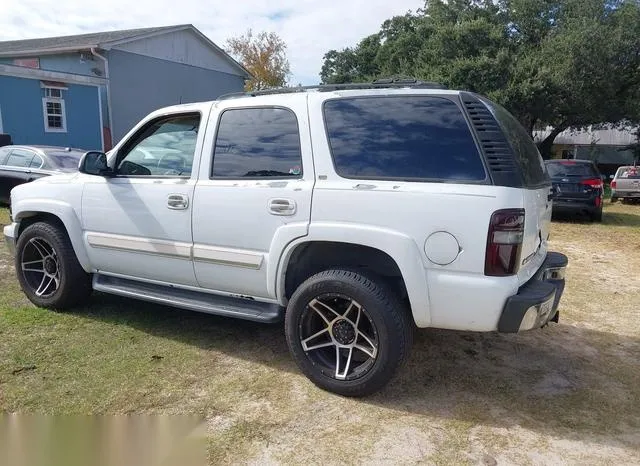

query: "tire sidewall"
(15, 223), (70, 307)
(285, 271), (404, 395)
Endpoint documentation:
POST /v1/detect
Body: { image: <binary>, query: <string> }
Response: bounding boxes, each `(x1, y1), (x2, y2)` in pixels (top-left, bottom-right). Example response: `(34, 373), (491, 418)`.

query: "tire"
(15, 221), (92, 310)
(610, 197), (617, 203)
(285, 269), (413, 397)
(591, 208), (603, 222)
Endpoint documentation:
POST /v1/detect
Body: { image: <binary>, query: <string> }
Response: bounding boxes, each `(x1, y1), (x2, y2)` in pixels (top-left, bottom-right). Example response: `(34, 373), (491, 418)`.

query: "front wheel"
(15, 221), (92, 309)
(285, 269), (413, 397)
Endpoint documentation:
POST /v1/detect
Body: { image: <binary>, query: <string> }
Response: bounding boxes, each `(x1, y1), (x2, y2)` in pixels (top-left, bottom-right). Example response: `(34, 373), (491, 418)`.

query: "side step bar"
(93, 274), (284, 323)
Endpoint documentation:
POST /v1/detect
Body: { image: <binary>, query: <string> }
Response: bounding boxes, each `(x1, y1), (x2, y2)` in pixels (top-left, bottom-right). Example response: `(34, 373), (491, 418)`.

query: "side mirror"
(609, 174), (615, 180)
(78, 151), (113, 176)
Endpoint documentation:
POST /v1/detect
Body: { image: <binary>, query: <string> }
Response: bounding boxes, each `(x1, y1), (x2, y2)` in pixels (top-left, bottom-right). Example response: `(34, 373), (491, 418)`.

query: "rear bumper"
(552, 198), (599, 212)
(498, 251), (567, 332)
(612, 190), (640, 198)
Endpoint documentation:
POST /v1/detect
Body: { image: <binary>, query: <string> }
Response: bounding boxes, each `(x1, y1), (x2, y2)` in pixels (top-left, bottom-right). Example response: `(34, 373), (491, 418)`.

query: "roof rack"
(217, 78), (447, 100)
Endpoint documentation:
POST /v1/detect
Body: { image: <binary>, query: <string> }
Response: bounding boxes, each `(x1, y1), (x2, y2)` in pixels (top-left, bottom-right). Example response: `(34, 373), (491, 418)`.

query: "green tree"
(226, 29), (291, 91)
(320, 0), (640, 158)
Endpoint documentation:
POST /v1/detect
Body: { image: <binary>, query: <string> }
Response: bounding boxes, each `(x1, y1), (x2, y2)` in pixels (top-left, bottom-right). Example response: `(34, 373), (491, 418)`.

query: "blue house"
(0, 25), (250, 151)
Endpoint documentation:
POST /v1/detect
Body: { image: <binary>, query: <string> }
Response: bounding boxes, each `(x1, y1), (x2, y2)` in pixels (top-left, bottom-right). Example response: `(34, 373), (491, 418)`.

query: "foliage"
(622, 128), (640, 163)
(320, 0), (640, 158)
(226, 29), (291, 91)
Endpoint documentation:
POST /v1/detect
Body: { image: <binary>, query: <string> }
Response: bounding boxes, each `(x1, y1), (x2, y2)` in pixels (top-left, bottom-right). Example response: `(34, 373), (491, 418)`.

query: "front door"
(81, 112), (203, 286)
(192, 102), (314, 299)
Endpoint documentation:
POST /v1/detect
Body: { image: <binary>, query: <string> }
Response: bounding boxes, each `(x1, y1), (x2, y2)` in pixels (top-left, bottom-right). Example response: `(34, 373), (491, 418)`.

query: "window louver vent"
(461, 93), (521, 187)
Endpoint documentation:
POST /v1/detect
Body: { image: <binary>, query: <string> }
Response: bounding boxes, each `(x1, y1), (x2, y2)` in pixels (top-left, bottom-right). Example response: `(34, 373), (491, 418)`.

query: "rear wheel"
(610, 197), (618, 203)
(285, 269), (413, 397)
(15, 221), (92, 309)
(591, 208), (603, 222)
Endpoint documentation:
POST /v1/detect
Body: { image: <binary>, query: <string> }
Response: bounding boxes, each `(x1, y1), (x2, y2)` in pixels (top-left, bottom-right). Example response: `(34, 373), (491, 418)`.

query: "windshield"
(546, 162), (598, 178)
(47, 152), (83, 169)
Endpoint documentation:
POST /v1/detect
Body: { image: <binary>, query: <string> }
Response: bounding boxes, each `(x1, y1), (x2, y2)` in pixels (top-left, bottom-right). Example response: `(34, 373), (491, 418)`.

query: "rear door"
(192, 98), (314, 299)
(0, 148), (38, 202)
(0, 146), (13, 203)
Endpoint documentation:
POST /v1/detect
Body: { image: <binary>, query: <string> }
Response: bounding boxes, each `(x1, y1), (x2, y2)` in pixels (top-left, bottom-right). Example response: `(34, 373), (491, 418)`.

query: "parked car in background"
(611, 165), (640, 203)
(545, 159), (604, 222)
(0, 146), (87, 204)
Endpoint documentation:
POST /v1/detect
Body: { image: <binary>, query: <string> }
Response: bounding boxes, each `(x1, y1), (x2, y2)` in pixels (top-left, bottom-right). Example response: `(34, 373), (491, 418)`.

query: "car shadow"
(602, 210), (640, 227)
(552, 208), (640, 226)
(373, 325), (640, 452)
(551, 212), (595, 224)
(74, 293), (640, 452)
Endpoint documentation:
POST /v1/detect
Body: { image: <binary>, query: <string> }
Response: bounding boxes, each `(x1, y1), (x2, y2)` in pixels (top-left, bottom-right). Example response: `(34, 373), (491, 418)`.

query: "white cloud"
(0, 0), (423, 84)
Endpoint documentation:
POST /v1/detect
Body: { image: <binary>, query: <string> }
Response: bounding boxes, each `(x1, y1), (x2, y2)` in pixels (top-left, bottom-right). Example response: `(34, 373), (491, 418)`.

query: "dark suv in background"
(545, 159), (604, 222)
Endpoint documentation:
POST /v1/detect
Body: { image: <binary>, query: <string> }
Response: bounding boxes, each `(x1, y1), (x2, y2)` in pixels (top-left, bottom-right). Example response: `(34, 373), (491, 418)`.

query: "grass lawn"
(1, 204), (639, 464)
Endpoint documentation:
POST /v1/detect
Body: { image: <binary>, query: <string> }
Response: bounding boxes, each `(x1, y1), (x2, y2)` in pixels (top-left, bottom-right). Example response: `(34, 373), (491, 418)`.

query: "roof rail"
(217, 78), (446, 100)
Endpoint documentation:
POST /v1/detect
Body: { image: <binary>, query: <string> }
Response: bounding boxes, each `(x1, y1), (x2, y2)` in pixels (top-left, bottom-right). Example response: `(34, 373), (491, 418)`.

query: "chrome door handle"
(268, 198), (296, 216)
(167, 193), (189, 210)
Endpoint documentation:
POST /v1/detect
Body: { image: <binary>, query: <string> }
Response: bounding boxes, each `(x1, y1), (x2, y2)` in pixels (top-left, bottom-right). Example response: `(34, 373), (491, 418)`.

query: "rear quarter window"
(481, 98), (549, 188)
(323, 96), (487, 182)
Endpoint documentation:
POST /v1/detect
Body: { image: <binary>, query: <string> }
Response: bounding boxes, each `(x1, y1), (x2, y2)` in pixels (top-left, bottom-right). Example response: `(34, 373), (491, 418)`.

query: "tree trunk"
(537, 125), (567, 160)
(528, 118), (537, 138)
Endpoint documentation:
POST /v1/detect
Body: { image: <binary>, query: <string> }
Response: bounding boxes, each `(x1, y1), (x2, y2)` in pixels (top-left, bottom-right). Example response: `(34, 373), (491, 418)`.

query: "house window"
(44, 88), (62, 99)
(41, 85), (67, 133)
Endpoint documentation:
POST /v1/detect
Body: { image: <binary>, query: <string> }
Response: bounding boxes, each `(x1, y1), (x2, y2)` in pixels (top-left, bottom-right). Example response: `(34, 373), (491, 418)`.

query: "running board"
(92, 274), (284, 323)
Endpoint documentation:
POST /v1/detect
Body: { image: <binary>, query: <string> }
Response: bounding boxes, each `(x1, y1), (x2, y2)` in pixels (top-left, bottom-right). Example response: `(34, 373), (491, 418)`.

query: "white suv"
(4, 80), (568, 396)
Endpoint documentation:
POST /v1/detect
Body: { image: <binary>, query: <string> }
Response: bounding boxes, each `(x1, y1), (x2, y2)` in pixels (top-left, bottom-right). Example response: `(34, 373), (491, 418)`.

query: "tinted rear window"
(47, 152), (83, 169)
(323, 96), (486, 181)
(617, 167), (640, 179)
(546, 162), (599, 178)
(481, 98), (549, 187)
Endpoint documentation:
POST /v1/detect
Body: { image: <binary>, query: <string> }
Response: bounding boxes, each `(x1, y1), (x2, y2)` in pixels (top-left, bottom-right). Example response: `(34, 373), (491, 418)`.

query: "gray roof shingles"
(0, 25), (188, 54)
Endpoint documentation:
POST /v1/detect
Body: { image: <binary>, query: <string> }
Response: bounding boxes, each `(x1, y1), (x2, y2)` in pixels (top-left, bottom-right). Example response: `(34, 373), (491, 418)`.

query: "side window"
(116, 113), (200, 177)
(212, 107), (302, 178)
(0, 147), (11, 165)
(29, 154), (44, 169)
(6, 149), (35, 168)
(323, 96), (486, 181)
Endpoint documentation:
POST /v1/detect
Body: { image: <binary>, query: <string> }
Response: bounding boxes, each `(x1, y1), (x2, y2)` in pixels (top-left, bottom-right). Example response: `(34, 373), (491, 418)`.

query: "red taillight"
(611, 180), (617, 189)
(485, 209), (525, 277)
(580, 178), (603, 189)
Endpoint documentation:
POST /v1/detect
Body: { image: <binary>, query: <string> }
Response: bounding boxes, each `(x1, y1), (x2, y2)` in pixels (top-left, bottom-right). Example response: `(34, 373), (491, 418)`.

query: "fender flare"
(11, 199), (91, 273)
(274, 222), (432, 327)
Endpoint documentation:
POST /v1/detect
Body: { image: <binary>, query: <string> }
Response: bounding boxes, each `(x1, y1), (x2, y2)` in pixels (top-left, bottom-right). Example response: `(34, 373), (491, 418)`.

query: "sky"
(0, 0), (424, 85)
